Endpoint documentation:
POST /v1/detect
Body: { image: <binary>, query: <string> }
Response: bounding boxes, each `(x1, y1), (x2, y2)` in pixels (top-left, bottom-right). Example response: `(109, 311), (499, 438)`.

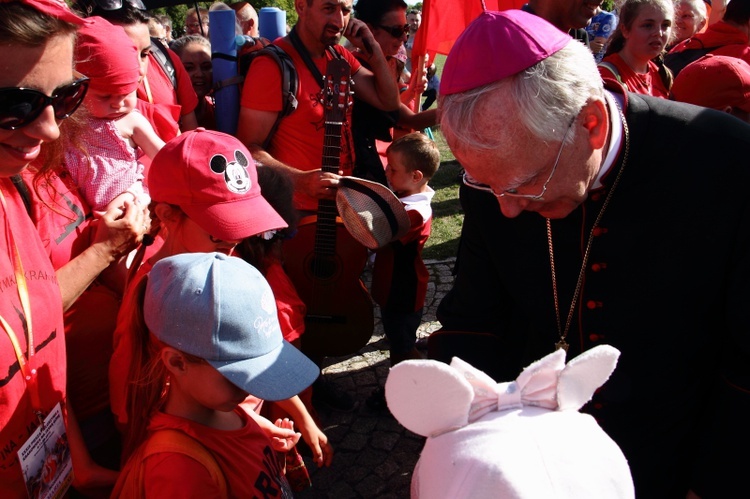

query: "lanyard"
(0, 186), (41, 413)
(143, 75), (154, 104)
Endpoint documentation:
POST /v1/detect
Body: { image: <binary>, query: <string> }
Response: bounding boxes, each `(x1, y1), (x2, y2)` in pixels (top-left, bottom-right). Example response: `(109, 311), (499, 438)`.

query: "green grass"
(421, 54), (464, 262)
(423, 129), (462, 261)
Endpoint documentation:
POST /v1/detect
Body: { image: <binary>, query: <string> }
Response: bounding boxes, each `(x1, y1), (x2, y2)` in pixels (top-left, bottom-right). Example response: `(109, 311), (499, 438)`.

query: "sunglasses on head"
(75, 0), (146, 13)
(0, 75), (89, 131)
(377, 24), (410, 38)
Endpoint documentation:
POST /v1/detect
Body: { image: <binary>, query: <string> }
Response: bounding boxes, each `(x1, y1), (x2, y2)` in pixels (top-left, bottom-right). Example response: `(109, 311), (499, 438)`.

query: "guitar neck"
(322, 120), (343, 175)
(314, 58), (351, 258)
(316, 119), (342, 257)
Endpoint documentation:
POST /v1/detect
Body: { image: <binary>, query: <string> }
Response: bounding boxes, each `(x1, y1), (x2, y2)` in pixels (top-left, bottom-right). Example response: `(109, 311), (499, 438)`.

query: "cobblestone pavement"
(295, 257), (457, 499)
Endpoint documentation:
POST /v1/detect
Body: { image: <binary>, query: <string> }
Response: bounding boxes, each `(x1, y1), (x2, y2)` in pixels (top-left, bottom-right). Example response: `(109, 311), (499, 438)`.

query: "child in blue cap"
(113, 252), (319, 496)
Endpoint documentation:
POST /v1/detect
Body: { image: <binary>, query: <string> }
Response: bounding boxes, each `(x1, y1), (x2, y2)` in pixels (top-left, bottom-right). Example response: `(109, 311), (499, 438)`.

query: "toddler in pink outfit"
(65, 16), (165, 212)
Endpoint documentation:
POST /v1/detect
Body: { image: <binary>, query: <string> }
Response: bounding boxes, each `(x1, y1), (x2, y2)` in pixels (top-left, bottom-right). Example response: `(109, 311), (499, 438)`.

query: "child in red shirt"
(367, 132), (440, 409)
(113, 252), (319, 496)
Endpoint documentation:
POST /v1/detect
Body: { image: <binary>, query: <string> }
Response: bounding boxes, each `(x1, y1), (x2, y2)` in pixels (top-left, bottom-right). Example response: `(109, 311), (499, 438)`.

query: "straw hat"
(336, 177), (410, 250)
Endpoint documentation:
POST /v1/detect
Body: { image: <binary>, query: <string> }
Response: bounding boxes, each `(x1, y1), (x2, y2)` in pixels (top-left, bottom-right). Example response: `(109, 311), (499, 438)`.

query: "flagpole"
(410, 55), (426, 113)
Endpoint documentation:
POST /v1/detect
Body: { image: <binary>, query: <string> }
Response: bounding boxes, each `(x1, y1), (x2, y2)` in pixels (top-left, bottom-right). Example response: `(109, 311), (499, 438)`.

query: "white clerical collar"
(592, 90), (625, 189)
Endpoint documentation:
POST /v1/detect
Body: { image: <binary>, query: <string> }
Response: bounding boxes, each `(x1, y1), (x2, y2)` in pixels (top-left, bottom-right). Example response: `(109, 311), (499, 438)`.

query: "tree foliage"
(149, 1), (297, 38)
(253, 0), (297, 27)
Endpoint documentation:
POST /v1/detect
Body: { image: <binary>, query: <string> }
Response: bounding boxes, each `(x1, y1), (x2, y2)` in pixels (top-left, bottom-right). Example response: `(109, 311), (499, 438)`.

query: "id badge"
(18, 403), (72, 499)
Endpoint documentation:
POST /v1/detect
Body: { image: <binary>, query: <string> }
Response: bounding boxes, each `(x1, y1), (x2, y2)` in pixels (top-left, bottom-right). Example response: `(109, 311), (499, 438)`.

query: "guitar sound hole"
(308, 256), (338, 281)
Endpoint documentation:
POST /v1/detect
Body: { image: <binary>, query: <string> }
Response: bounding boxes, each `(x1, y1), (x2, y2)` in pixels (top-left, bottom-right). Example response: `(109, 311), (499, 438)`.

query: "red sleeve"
(241, 54), (283, 112)
(136, 99), (181, 142)
(143, 453), (221, 497)
(168, 47), (199, 115)
(598, 65), (617, 81)
(336, 45), (362, 74)
(265, 262), (306, 343)
(399, 209), (426, 244)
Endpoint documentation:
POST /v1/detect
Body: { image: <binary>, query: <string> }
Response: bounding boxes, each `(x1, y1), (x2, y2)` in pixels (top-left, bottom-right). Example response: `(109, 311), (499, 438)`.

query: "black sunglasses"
(75, 0), (146, 13)
(0, 76), (90, 131)
(377, 24), (410, 38)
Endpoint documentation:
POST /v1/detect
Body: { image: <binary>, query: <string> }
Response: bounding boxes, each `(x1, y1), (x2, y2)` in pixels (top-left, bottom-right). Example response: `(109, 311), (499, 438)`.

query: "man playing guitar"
(236, 0), (400, 411)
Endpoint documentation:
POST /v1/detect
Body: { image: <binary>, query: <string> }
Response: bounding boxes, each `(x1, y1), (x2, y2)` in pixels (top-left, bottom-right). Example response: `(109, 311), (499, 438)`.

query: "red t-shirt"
(137, 49), (199, 140)
(0, 179), (66, 496)
(23, 169), (121, 420)
(139, 409), (291, 497)
(599, 53), (670, 98)
(240, 40), (361, 212)
(372, 191), (433, 312)
(197, 94), (217, 131)
(265, 258), (306, 343)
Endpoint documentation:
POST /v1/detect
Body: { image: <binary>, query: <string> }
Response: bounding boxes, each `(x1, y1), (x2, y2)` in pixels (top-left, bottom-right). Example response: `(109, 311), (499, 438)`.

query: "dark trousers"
(381, 307), (423, 356)
(421, 88), (437, 111)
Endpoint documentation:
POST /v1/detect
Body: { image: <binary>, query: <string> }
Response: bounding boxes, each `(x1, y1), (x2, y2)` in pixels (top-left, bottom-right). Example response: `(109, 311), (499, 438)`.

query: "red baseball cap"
(672, 54), (750, 113)
(2, 0), (85, 25)
(441, 10), (572, 96)
(148, 129), (288, 241)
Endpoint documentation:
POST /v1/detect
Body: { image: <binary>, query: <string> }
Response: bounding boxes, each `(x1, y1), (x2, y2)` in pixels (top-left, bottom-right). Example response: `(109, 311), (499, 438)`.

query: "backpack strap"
(247, 44), (299, 150)
(214, 38), (272, 93)
(598, 61), (623, 85)
(237, 38), (303, 149)
(288, 27), (342, 90)
(262, 45), (299, 120)
(112, 429), (228, 498)
(150, 37), (178, 90)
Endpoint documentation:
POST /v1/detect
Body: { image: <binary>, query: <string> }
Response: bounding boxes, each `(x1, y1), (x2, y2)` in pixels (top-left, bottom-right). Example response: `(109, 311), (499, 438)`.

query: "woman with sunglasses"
(350, 0), (438, 186)
(0, 0), (149, 497)
(0, 0), (150, 496)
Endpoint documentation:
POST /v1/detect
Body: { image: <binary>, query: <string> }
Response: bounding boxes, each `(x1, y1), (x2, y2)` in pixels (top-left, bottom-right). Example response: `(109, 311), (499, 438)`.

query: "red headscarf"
(75, 16), (140, 94)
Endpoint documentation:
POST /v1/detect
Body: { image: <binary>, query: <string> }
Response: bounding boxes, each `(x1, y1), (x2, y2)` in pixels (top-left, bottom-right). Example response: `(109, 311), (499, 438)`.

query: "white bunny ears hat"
(385, 345), (635, 499)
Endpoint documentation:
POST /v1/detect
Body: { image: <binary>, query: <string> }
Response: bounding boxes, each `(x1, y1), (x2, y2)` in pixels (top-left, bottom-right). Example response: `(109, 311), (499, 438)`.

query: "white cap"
(385, 345), (635, 499)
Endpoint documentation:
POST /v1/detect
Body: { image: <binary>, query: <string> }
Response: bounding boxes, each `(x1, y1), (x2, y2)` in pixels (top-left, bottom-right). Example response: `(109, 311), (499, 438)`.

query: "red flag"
(412, 0), (526, 63)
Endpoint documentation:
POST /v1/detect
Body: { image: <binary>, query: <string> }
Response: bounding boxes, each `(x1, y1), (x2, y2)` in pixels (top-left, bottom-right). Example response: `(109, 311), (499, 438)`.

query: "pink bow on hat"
(386, 345), (621, 438)
(454, 354), (561, 424)
(454, 345), (618, 424)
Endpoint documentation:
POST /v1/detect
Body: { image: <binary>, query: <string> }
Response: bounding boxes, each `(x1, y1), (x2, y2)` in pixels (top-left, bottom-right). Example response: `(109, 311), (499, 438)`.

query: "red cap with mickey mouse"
(148, 128), (287, 241)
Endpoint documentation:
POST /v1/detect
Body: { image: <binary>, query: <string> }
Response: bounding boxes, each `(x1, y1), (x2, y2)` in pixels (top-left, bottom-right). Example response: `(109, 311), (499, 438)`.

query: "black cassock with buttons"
(435, 89), (750, 499)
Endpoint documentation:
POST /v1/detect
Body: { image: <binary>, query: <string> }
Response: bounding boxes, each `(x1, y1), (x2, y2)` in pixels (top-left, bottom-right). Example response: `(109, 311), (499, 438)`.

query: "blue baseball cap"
(144, 252), (319, 401)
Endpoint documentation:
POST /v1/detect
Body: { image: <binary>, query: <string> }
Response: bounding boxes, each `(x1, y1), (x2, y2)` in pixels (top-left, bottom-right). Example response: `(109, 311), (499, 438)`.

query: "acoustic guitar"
(283, 58), (374, 359)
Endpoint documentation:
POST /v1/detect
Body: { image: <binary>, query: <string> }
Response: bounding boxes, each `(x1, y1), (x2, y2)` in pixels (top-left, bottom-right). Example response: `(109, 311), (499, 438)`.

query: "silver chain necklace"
(548, 101), (630, 352)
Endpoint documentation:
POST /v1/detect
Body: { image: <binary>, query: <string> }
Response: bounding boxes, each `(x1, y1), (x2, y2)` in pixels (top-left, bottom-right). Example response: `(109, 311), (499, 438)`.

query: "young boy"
(367, 132), (440, 410)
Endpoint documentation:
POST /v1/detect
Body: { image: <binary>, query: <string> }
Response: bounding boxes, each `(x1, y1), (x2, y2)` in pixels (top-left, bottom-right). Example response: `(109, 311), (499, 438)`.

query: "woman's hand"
(91, 199), (151, 261)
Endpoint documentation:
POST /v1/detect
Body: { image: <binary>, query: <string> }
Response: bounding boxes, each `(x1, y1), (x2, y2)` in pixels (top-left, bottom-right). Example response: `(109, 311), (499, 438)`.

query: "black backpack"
(150, 37), (178, 90)
(230, 35), (342, 148)
(237, 42), (299, 149)
(664, 44), (715, 78)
